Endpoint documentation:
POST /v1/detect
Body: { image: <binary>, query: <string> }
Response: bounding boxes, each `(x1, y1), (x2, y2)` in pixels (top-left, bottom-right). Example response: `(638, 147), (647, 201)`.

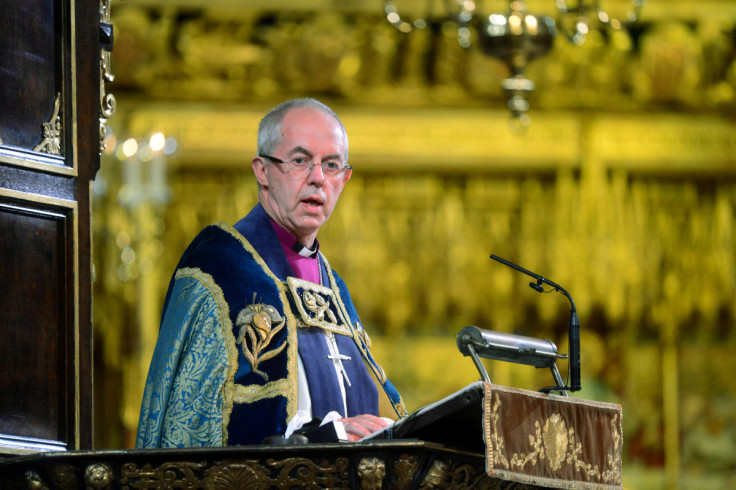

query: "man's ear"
(252, 157), (268, 187)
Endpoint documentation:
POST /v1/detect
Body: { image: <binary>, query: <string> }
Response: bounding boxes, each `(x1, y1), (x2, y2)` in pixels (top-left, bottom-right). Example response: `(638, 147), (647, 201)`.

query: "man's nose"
(306, 162), (327, 182)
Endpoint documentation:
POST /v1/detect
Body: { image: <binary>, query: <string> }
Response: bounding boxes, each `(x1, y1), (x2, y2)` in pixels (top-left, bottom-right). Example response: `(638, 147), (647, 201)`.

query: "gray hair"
(257, 98), (349, 161)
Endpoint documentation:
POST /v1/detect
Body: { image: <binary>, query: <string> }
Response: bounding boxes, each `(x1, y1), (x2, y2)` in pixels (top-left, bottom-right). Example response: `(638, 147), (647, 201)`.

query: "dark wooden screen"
(0, 0), (102, 454)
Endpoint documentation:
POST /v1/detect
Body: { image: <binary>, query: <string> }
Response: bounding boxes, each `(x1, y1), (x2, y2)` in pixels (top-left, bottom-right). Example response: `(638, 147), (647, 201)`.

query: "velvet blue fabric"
(137, 204), (406, 448)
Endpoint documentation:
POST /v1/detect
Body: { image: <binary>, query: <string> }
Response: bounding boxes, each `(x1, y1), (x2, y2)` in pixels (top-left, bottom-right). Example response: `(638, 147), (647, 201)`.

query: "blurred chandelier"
(384, 0), (643, 124)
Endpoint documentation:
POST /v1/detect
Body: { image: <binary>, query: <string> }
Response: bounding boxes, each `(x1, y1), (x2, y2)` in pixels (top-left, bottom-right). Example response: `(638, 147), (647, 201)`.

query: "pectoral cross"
(325, 331), (352, 387)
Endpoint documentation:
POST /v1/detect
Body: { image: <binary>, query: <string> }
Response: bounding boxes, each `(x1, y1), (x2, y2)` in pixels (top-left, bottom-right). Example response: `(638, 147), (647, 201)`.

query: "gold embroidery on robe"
(235, 303), (287, 381)
(286, 276), (353, 336)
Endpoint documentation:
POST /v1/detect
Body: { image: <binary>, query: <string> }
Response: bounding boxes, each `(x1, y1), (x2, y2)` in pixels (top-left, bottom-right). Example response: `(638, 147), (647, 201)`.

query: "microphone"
(529, 281), (545, 293)
(490, 254), (582, 392)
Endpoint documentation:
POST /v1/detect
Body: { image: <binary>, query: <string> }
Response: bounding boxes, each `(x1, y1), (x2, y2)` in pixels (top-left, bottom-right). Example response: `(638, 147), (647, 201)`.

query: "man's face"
(253, 107), (351, 246)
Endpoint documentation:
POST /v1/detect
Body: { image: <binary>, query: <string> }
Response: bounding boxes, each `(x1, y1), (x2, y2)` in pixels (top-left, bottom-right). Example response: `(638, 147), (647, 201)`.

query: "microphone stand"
(490, 254), (581, 393)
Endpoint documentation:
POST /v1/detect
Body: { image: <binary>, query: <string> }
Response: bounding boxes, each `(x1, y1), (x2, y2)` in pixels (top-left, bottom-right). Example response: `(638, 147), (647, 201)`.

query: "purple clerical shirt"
(269, 220), (320, 284)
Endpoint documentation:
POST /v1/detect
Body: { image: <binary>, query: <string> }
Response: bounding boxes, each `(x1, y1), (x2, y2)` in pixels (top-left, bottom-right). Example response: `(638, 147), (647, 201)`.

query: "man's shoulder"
(320, 254), (347, 285)
(185, 222), (241, 252)
(321, 258), (356, 308)
(175, 222), (255, 274)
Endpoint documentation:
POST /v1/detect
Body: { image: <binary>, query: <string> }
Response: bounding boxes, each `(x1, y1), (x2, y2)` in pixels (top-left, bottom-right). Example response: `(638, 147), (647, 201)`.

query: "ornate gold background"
(93, 1), (736, 488)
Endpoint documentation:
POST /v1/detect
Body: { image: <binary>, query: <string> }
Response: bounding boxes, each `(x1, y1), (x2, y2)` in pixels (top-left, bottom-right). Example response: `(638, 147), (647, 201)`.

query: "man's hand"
(340, 414), (391, 442)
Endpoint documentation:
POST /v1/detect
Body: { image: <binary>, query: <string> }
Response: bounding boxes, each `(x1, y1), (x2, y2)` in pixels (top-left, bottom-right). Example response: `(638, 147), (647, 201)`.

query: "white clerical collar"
(291, 240), (319, 259)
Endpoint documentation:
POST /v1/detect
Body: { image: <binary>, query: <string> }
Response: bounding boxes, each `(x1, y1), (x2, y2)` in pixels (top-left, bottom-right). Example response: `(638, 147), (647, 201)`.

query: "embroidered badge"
(235, 304), (286, 381)
(286, 277), (352, 336)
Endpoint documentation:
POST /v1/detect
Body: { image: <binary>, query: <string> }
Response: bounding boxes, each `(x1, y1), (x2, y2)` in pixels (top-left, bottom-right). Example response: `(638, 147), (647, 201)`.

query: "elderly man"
(136, 98), (406, 447)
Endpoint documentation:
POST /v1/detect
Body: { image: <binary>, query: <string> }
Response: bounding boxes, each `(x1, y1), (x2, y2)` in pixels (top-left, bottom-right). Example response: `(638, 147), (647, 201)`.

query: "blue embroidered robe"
(136, 204), (406, 447)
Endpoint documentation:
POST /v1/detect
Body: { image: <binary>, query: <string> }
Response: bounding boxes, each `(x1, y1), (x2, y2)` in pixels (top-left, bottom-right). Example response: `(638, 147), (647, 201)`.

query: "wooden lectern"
(0, 382), (622, 489)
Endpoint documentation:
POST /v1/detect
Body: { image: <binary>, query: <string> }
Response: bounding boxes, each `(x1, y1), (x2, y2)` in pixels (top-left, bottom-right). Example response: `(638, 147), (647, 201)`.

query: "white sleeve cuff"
(284, 410), (313, 439)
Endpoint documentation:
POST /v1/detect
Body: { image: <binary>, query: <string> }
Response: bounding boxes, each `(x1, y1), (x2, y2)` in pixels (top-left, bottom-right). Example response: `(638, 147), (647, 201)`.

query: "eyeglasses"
(260, 154), (352, 177)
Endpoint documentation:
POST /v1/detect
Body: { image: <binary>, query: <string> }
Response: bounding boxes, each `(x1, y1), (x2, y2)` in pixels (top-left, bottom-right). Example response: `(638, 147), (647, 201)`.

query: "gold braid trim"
(232, 378), (292, 404)
(322, 255), (357, 337)
(214, 222), (299, 422)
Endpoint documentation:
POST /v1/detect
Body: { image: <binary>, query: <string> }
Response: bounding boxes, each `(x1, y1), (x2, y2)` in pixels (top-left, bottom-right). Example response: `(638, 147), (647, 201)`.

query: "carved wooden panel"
(0, 442), (545, 489)
(0, 0), (102, 454)
(0, 194), (75, 452)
